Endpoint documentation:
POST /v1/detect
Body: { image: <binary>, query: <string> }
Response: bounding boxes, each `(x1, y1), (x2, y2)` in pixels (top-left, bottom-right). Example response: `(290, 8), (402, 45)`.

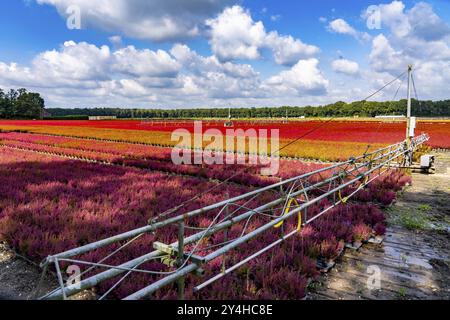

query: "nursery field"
(0, 119), (448, 161)
(0, 119), (445, 300)
(0, 146), (409, 299)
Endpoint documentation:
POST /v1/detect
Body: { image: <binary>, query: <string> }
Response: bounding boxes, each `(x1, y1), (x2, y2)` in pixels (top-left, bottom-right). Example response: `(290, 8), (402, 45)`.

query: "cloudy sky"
(1, 0), (449, 108)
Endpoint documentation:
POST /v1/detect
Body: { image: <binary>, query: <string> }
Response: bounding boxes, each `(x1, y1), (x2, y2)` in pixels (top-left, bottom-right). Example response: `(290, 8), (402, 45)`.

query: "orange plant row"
(0, 124), (386, 161)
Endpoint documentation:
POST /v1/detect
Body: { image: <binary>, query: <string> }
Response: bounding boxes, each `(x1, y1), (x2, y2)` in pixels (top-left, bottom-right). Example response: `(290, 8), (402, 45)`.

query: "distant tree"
(0, 87), (45, 119)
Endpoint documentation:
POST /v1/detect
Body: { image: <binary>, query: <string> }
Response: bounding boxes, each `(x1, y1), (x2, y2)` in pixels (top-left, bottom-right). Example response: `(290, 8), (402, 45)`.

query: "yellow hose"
(339, 174), (369, 204)
(274, 198), (302, 233)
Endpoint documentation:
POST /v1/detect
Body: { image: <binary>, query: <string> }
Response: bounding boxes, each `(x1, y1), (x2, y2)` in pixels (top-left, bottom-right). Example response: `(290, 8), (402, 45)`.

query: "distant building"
(88, 116), (117, 121)
(375, 115), (406, 119)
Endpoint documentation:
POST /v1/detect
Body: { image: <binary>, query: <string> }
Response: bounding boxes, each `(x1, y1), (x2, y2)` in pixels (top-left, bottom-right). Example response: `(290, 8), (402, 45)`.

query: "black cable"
(411, 73), (419, 101)
(411, 72), (422, 114)
(393, 74), (406, 101)
(362, 70), (408, 102)
(361, 72), (408, 156)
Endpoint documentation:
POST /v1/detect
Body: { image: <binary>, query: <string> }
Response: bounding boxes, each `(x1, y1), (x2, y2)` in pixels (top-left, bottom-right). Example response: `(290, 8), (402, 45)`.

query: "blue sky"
(0, 0), (449, 108)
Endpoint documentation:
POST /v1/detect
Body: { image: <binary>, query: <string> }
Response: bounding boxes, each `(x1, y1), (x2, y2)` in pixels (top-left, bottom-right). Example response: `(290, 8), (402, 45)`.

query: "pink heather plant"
(0, 139), (405, 299)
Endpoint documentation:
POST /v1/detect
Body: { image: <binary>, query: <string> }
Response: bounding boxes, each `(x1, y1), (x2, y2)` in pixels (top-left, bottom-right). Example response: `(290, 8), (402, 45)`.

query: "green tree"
(0, 88), (46, 119)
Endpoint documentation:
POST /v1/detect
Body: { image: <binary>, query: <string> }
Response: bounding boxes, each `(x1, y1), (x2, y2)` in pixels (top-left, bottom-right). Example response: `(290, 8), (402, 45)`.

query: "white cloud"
(5, 1), (449, 107)
(0, 38), (331, 108)
(328, 18), (371, 42)
(115, 79), (151, 98)
(206, 6), (266, 61)
(0, 41), (182, 90)
(329, 19), (356, 35)
(409, 2), (450, 41)
(113, 46), (181, 77)
(36, 0), (237, 41)
(108, 35), (123, 47)
(367, 1), (450, 42)
(270, 15), (282, 22)
(367, 1), (450, 72)
(0, 41), (182, 106)
(366, 1), (411, 38)
(266, 58), (329, 95)
(0, 41), (112, 91)
(265, 32), (320, 66)
(206, 5), (319, 65)
(35, 41), (111, 82)
(170, 43), (258, 78)
(367, 1), (450, 99)
(331, 59), (360, 75)
(169, 43), (263, 99)
(369, 34), (404, 74)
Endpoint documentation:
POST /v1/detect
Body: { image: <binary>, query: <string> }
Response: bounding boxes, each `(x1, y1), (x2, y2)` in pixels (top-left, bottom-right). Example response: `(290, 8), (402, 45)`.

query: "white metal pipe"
(123, 263), (199, 300)
(194, 229), (298, 292)
(42, 140), (407, 265)
(119, 141), (423, 299)
(43, 134), (428, 300)
(202, 147), (410, 263)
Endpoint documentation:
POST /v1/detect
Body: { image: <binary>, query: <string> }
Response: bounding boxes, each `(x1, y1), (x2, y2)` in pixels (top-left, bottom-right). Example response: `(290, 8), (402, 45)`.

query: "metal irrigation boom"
(38, 133), (429, 300)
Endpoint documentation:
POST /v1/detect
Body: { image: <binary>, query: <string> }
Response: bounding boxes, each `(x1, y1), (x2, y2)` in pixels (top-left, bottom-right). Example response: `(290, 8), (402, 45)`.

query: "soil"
(0, 242), (56, 300)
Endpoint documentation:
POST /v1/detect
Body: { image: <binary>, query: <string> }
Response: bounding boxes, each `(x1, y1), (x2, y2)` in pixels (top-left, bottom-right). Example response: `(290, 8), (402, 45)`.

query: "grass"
(355, 261), (365, 272)
(388, 206), (431, 231)
(396, 287), (408, 299)
(389, 202), (450, 232)
(418, 204), (431, 212)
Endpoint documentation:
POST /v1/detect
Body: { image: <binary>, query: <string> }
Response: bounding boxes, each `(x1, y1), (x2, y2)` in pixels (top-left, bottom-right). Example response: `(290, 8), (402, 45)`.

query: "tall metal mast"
(404, 64), (415, 166)
(406, 64), (413, 144)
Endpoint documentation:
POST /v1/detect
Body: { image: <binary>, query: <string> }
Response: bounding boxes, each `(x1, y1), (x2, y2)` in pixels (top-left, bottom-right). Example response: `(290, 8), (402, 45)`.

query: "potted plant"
(317, 238), (344, 272)
(369, 222), (387, 244)
(349, 223), (372, 249)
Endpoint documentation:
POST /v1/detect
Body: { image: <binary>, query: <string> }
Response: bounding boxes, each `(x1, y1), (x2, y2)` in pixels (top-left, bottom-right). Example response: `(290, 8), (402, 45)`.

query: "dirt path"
(309, 152), (450, 300)
(0, 243), (57, 300)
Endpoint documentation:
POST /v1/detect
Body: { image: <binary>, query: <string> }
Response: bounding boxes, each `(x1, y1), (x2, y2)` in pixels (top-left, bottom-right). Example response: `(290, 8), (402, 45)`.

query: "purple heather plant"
(352, 223), (372, 242)
(0, 141), (411, 300)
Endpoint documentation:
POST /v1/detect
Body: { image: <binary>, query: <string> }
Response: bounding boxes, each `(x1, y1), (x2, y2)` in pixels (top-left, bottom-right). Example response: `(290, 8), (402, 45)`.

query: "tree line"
(47, 99), (449, 119)
(1, 86), (449, 120)
(0, 88), (45, 119)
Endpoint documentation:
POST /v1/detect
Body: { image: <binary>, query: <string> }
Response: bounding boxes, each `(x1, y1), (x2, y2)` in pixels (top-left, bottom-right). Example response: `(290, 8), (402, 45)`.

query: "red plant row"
(1, 119), (448, 147)
(0, 132), (328, 187)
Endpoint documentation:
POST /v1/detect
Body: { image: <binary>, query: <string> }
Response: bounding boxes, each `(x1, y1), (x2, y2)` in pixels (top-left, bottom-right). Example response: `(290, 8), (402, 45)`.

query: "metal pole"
(43, 141), (408, 299)
(194, 229), (298, 292)
(202, 147), (413, 264)
(177, 220), (185, 300)
(54, 260), (67, 300)
(42, 135), (428, 300)
(406, 64), (413, 165)
(42, 140), (406, 267)
(123, 142), (428, 300)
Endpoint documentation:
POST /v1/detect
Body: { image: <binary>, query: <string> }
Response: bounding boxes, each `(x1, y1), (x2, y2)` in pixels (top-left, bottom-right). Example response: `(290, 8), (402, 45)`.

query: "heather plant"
(295, 254), (319, 279)
(261, 269), (308, 300)
(319, 238), (344, 261)
(374, 222), (387, 236)
(1, 132), (330, 188)
(352, 224), (372, 243)
(0, 142), (406, 300)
